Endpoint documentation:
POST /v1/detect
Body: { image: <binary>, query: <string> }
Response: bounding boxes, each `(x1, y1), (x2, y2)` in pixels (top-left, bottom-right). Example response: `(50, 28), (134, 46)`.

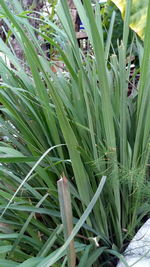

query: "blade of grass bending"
(0, 144), (65, 218)
(106, 249), (129, 267)
(58, 176), (76, 267)
(37, 225), (63, 257)
(36, 176), (106, 267)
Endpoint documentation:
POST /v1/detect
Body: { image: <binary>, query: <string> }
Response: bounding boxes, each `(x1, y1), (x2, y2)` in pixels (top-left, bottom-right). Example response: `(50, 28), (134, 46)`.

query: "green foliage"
(103, 0), (123, 48)
(0, 0), (150, 266)
(111, 0), (148, 40)
(103, 0), (134, 54)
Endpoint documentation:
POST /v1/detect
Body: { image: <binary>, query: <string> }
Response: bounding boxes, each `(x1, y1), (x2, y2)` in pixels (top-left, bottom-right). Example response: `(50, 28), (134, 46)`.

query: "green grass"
(0, 0), (150, 265)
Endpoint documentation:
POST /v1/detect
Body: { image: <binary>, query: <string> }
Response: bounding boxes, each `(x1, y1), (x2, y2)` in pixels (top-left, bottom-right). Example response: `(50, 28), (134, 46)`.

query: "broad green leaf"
(112, 0), (148, 39)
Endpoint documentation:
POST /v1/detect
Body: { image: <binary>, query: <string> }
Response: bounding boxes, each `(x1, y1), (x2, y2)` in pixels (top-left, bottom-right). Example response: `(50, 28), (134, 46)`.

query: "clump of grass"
(0, 0), (150, 265)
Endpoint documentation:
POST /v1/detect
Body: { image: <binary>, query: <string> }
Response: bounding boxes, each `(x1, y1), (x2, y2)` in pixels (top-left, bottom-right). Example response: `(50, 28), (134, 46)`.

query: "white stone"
(117, 219), (150, 266)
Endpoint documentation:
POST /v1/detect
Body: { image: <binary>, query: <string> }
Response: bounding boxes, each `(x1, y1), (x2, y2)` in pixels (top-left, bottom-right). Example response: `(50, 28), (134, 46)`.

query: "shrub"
(0, 0), (150, 266)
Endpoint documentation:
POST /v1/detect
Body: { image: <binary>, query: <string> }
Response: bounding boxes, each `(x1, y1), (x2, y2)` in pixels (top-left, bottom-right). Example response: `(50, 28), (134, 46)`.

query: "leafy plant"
(103, 0), (124, 49)
(0, 0), (150, 266)
(111, 0), (148, 40)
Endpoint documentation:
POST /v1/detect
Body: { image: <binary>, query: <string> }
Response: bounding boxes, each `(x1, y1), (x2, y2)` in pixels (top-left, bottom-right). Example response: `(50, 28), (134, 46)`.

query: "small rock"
(117, 219), (150, 266)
